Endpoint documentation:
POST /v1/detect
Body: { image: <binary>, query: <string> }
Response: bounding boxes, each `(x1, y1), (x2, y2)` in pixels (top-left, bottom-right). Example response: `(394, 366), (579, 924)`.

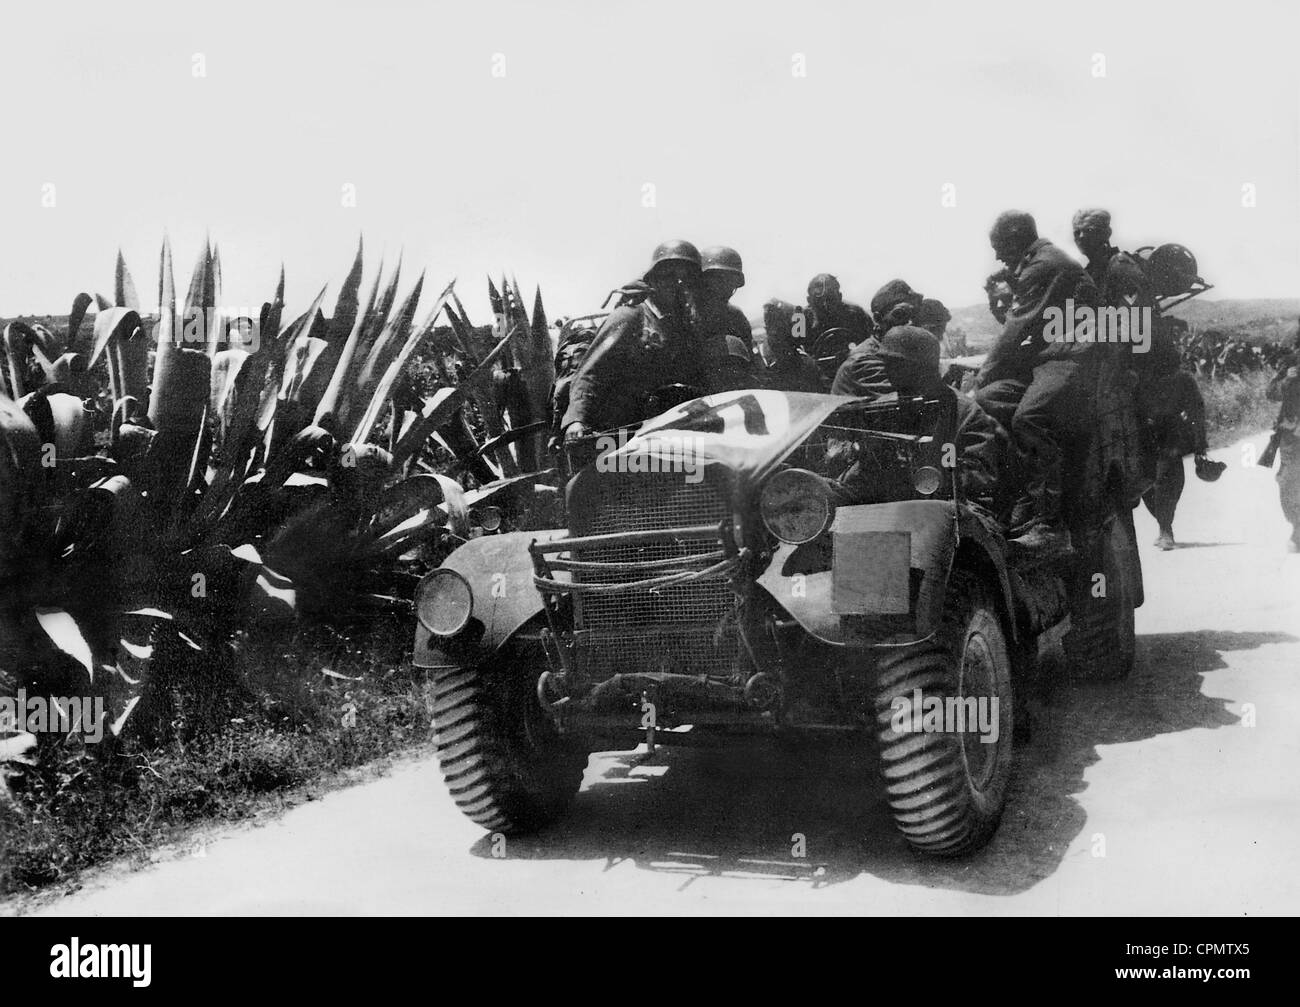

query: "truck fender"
(413, 528), (567, 669)
(756, 499), (957, 646)
(954, 509), (1021, 644)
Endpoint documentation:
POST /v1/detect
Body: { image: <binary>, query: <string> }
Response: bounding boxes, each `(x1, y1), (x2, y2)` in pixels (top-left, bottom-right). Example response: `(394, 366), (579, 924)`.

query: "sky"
(0, 0), (1296, 323)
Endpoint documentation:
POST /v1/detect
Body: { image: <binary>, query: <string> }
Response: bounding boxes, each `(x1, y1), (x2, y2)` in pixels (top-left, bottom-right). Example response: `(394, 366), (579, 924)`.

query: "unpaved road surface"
(19, 434), (1300, 916)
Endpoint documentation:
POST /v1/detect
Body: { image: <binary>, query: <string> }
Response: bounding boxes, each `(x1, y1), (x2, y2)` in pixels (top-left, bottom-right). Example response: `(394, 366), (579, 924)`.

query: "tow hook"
(537, 670), (569, 711)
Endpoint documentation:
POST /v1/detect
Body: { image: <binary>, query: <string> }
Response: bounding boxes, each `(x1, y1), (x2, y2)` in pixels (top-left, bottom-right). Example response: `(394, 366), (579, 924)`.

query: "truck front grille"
(571, 472), (738, 678)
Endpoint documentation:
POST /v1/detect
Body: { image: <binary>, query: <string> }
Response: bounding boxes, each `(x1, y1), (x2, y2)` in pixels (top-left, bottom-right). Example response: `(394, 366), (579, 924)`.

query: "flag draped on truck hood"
(597, 389), (863, 484)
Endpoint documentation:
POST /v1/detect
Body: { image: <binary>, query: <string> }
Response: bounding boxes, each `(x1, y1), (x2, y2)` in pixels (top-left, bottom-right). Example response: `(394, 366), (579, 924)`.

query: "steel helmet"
(877, 325), (942, 374)
(1195, 455), (1227, 482)
(1143, 244), (1203, 297)
(701, 245), (745, 286)
(645, 240), (702, 281)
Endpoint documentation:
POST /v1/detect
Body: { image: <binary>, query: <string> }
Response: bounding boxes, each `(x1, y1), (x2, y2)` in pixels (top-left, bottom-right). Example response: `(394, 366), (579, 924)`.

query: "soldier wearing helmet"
(562, 240), (707, 440)
(974, 210), (1100, 557)
(803, 273), (873, 354)
(1074, 206), (1209, 550)
(699, 245), (753, 348)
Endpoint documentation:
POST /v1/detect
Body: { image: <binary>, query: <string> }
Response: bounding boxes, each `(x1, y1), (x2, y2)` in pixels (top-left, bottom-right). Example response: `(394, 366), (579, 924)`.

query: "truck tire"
(873, 575), (1015, 856)
(431, 644), (588, 835)
(1064, 509), (1138, 681)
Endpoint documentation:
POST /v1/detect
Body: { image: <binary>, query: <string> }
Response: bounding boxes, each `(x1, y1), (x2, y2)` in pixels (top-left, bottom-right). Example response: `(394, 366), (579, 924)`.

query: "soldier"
(758, 299), (823, 392)
(916, 297), (951, 341)
(1139, 341), (1210, 549)
(1266, 334), (1300, 551)
(548, 320), (599, 440)
(562, 240), (705, 441)
(1072, 205), (1199, 546)
(802, 273), (872, 353)
(698, 245), (753, 350)
(829, 325), (1005, 511)
(869, 279), (925, 331)
(974, 210), (1100, 556)
(1072, 209), (1156, 323)
(827, 278), (914, 399)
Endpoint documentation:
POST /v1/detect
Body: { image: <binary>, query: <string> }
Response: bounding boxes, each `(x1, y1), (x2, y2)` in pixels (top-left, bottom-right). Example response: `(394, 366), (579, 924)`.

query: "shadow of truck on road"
(468, 629), (1283, 897)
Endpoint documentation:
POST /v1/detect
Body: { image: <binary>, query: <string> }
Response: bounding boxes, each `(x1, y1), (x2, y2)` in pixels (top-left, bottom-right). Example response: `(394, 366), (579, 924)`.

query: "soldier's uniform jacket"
(760, 348), (824, 393)
(561, 299), (702, 432)
(1143, 369), (1208, 457)
(700, 302), (753, 347)
(1090, 246), (1181, 373)
(698, 303), (755, 380)
(1087, 246), (1154, 309)
(830, 338), (892, 399)
(982, 238), (1100, 382)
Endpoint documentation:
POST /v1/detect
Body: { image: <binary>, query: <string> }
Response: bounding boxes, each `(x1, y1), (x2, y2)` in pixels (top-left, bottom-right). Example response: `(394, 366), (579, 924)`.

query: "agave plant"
(0, 238), (556, 744)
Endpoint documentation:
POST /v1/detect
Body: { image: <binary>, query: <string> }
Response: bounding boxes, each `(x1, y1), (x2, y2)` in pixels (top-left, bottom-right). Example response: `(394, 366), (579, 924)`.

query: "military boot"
(1009, 459), (1072, 559)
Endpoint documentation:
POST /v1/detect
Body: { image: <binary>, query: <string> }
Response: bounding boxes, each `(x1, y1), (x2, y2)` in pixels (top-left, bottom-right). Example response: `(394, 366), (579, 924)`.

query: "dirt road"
(22, 434), (1300, 916)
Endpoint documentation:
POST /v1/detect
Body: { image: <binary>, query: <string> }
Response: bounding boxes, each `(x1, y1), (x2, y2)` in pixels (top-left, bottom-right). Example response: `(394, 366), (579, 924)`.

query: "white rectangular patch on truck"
(831, 530), (911, 615)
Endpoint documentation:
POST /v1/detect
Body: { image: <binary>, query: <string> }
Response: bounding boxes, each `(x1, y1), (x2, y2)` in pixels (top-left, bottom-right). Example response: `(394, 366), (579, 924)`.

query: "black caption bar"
(1, 916), (1282, 994)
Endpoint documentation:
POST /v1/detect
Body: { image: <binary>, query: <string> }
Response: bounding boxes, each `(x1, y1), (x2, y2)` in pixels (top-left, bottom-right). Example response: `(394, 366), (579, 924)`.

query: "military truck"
(412, 351), (1146, 856)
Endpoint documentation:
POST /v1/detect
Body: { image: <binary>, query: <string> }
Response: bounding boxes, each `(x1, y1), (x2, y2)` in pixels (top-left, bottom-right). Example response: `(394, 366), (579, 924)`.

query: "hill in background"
(948, 298), (1300, 350)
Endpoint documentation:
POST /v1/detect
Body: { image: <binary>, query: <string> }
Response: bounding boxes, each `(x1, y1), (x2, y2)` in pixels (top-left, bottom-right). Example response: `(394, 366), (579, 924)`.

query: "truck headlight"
(912, 465), (942, 496)
(416, 569), (473, 638)
(760, 467), (833, 544)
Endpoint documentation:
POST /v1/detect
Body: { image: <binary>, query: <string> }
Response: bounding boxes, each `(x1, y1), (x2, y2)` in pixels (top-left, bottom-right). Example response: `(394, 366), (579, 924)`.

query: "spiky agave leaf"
(114, 250), (140, 310)
(486, 274), (504, 323)
(314, 254), (384, 435)
(503, 277), (554, 471)
(450, 305), (517, 477)
(444, 292), (478, 363)
(197, 267), (288, 513)
(149, 236), (179, 419)
(329, 237), (365, 344)
(368, 255), (402, 343)
(209, 349), (252, 451)
(260, 284), (329, 459)
(66, 292), (94, 356)
(348, 274), (442, 445)
(88, 309), (149, 408)
(18, 387), (94, 462)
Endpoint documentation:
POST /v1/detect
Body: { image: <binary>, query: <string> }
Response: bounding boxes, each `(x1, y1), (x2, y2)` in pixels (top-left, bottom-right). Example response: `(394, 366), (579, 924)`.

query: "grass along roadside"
(0, 617), (436, 900)
(1199, 370), (1276, 450)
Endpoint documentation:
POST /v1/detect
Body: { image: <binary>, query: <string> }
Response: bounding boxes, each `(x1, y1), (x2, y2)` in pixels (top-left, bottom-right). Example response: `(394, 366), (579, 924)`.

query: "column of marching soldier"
(549, 209), (1300, 556)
